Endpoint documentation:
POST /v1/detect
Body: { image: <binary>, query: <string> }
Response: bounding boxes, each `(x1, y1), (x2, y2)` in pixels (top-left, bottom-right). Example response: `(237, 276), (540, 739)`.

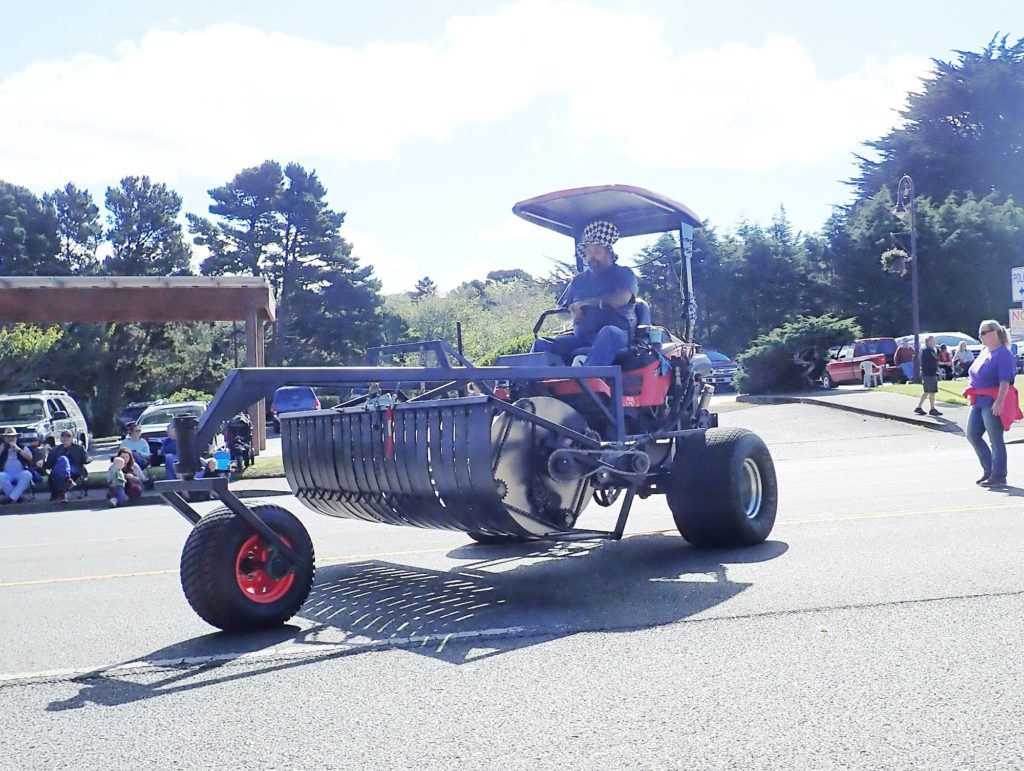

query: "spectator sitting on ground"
(937, 344), (954, 380)
(195, 457), (226, 479)
(952, 341), (975, 378)
(44, 429), (90, 502)
(119, 423), (151, 471)
(106, 456), (127, 507)
(0, 427), (36, 504)
(115, 448), (145, 500)
(161, 424), (179, 480)
(190, 456), (227, 501)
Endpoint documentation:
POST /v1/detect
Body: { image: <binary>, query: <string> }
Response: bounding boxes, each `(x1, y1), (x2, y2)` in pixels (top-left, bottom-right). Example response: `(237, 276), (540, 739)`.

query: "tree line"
(0, 35), (1021, 429)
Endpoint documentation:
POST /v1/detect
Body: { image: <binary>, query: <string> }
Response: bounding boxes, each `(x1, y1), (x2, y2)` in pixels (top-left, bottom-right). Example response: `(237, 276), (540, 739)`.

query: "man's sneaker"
(913, 407), (926, 415)
(108, 498), (118, 507)
(929, 408), (943, 416)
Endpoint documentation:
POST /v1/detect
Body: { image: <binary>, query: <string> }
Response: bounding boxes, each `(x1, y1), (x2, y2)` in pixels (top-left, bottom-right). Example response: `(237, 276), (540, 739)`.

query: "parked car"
(0, 390), (91, 449)
(116, 400), (161, 436)
(824, 338), (904, 387)
(271, 386), (321, 432)
(702, 349), (739, 390)
(135, 401), (211, 459)
(896, 331), (981, 351)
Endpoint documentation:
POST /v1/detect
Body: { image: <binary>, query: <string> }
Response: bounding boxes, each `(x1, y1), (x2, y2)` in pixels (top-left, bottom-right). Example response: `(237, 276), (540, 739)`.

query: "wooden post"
(246, 312), (267, 453)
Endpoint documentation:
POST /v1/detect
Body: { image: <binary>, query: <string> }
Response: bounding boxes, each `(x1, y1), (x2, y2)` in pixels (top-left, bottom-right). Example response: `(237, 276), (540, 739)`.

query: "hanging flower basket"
(880, 247), (910, 277)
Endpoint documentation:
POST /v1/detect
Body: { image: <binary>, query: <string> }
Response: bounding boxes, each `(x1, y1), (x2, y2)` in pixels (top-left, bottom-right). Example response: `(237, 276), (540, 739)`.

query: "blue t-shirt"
(968, 345), (1016, 405)
(562, 263), (639, 338)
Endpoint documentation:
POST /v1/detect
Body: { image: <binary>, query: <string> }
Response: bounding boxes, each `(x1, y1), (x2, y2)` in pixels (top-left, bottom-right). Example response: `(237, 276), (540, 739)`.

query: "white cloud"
(0, 0), (929, 193)
(343, 227), (419, 293)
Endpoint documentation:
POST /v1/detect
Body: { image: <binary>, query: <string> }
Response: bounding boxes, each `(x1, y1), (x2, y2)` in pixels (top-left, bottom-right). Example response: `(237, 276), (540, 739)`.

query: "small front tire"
(180, 505), (315, 632)
(821, 372), (836, 389)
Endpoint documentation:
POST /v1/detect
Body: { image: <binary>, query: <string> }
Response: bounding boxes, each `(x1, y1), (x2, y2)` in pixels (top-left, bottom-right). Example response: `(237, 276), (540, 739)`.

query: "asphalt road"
(1, 403), (1022, 769)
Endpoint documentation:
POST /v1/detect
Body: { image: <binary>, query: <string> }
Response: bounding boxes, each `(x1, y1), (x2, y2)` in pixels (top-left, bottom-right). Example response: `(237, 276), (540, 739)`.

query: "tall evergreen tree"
(188, 160), (283, 279)
(855, 35), (1024, 203)
(68, 176), (195, 432)
(194, 161), (385, 366)
(412, 276), (438, 300)
(0, 180), (62, 274)
(43, 183), (102, 274)
(104, 176), (191, 276)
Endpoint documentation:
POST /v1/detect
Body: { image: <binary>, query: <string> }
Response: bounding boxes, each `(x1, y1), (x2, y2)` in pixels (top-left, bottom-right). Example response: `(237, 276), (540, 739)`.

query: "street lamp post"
(893, 175), (920, 383)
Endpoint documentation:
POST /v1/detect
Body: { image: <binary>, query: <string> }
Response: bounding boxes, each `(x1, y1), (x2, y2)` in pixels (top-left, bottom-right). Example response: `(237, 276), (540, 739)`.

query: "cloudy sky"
(1, 1), (1019, 291)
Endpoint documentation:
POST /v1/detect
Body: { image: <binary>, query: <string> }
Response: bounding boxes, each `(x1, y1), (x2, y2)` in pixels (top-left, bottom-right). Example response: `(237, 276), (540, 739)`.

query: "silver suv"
(0, 390), (91, 449)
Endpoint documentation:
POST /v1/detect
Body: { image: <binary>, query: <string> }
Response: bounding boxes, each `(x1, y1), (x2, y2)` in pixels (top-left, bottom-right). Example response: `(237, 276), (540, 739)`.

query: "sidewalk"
(0, 475), (292, 516)
(737, 385), (970, 433)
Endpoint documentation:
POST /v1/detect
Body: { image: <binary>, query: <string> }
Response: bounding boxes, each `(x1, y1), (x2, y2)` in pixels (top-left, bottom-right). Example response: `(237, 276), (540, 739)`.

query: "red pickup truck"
(823, 338), (906, 387)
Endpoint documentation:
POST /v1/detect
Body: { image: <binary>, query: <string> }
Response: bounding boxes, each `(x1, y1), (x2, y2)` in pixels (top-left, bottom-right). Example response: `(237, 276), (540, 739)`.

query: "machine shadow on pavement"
(47, 535), (786, 712)
(299, 535), (789, 664)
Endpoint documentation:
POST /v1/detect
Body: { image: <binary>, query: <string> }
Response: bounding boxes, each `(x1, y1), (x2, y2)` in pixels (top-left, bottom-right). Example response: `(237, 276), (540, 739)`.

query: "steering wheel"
(532, 307), (571, 339)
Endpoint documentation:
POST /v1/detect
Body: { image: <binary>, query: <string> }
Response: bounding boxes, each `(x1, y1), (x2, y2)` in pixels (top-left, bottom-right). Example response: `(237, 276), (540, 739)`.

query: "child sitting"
(107, 456), (127, 507)
(190, 457), (226, 501)
(195, 457), (226, 479)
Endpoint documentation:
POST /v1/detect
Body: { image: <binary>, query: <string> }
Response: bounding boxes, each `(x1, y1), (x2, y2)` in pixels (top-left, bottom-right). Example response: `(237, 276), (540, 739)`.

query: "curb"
(0, 480), (290, 517)
(735, 394), (964, 433)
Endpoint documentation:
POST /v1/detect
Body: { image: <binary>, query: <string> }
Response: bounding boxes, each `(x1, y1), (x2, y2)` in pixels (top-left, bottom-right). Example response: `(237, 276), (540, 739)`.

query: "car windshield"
(138, 404), (206, 427)
(275, 387), (315, 404)
(858, 340), (896, 357)
(900, 333), (980, 348)
(936, 334), (979, 348)
(0, 398), (45, 422)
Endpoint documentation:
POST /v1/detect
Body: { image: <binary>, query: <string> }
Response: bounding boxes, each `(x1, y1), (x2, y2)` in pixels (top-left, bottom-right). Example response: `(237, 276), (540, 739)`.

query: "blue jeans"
(532, 325), (630, 366)
(0, 469), (33, 502)
(967, 402), (1006, 481)
(164, 453), (178, 480)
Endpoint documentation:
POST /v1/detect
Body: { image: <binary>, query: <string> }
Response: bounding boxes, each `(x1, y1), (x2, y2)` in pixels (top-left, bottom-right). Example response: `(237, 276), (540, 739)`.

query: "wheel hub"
(235, 533), (295, 603)
(740, 457), (763, 519)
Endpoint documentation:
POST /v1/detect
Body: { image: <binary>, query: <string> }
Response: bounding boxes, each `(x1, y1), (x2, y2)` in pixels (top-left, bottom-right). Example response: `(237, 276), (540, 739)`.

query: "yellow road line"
(0, 533), (183, 551)
(2, 502), (1020, 589)
(1, 569), (178, 587)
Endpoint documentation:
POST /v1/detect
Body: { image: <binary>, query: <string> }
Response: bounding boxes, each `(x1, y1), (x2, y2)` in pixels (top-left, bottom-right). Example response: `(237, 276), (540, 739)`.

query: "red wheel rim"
(235, 533), (295, 604)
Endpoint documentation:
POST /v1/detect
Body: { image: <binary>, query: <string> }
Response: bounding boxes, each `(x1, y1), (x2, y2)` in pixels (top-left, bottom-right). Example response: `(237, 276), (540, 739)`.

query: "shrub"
(479, 333), (536, 365)
(166, 388), (215, 403)
(735, 314), (861, 394)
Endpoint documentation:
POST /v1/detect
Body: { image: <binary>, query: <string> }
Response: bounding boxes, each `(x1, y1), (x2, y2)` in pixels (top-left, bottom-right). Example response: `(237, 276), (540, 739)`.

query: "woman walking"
(963, 321), (1021, 488)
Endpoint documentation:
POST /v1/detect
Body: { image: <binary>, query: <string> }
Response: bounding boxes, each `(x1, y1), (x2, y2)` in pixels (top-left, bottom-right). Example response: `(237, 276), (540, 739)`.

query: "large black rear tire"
(666, 428), (778, 547)
(180, 504), (315, 631)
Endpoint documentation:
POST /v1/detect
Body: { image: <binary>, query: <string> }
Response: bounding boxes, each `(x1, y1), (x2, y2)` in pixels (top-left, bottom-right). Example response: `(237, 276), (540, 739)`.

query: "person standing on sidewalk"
(963, 320), (1021, 488)
(914, 336), (942, 417)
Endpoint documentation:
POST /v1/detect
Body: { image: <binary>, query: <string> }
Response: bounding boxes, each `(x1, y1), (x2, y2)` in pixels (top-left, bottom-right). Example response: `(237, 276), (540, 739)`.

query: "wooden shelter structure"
(0, 276), (275, 450)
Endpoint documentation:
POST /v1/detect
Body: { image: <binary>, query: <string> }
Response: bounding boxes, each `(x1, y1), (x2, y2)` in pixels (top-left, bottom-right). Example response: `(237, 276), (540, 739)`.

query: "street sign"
(1012, 266), (1024, 304)
(1011, 309), (1024, 336)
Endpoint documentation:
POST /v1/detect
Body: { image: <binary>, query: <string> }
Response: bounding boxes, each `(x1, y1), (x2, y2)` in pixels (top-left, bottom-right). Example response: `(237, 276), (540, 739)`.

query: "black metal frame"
(193, 361), (628, 456)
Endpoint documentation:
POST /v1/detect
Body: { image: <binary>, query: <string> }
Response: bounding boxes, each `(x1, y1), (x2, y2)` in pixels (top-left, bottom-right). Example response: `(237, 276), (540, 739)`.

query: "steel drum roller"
(282, 396), (592, 537)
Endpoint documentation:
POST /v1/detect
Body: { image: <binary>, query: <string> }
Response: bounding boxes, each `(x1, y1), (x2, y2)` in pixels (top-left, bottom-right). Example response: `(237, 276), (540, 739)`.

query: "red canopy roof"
(512, 184), (702, 239)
